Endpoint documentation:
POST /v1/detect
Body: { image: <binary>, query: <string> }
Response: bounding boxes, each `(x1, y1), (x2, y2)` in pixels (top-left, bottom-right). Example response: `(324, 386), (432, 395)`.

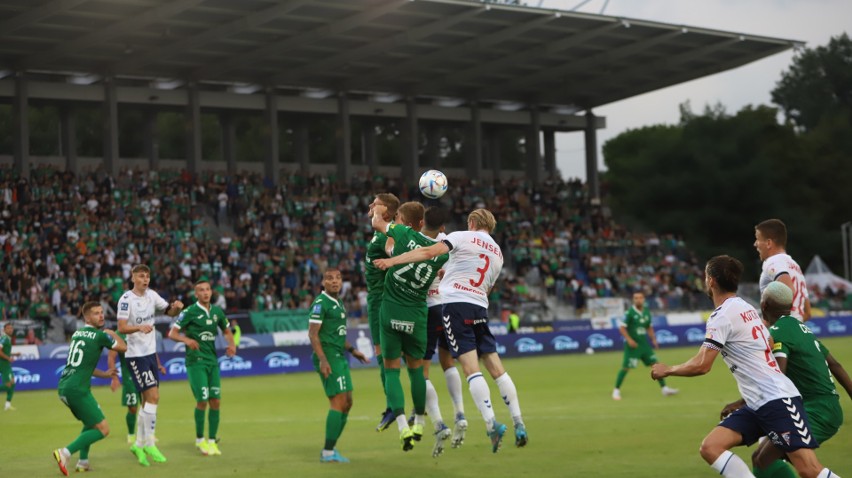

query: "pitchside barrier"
(11, 315), (852, 391)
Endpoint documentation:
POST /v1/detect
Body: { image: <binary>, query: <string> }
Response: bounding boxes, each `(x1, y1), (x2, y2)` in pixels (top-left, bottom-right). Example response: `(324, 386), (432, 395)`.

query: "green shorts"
(312, 351), (352, 397)
(379, 299), (426, 361)
(621, 344), (657, 369)
(121, 372), (140, 407)
(58, 388), (105, 428)
(805, 395), (843, 444)
(186, 361), (222, 402)
(367, 291), (383, 347)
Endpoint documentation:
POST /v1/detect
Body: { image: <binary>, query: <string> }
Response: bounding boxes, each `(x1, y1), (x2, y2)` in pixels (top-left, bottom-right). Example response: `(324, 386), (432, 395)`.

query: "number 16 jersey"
(58, 326), (118, 393)
(440, 230), (504, 308)
(703, 296), (800, 409)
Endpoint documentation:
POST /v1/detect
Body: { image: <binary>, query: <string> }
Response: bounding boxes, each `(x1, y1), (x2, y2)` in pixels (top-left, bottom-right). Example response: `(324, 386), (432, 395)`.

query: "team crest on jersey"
(206, 319), (213, 325)
(340, 312), (345, 319)
(312, 304), (322, 314)
(121, 303), (129, 311)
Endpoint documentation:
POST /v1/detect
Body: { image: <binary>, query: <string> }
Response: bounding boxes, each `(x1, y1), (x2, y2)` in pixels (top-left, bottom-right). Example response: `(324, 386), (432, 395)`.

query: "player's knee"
(196, 401), (208, 410)
(698, 439), (721, 464)
(128, 406), (138, 414)
(209, 399), (220, 410)
(97, 422), (110, 437)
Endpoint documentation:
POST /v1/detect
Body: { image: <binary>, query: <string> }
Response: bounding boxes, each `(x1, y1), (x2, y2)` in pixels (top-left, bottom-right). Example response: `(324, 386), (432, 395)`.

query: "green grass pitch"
(5, 338), (852, 477)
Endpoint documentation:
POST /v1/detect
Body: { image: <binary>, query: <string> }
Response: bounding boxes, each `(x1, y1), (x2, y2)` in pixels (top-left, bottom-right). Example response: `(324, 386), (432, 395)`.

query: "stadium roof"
(0, 0), (799, 110)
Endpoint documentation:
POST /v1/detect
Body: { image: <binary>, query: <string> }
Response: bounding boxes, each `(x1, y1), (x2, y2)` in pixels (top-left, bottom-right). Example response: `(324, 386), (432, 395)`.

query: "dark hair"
(424, 206), (449, 231)
(81, 301), (102, 316)
(323, 269), (341, 279)
(755, 219), (787, 248)
(194, 278), (211, 287)
(705, 255), (744, 293)
(131, 264), (151, 275)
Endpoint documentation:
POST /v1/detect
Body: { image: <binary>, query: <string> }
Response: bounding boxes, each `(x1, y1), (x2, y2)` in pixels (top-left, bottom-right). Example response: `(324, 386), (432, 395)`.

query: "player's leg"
(479, 324), (526, 448)
(786, 449), (840, 478)
(759, 396), (840, 478)
(206, 363), (223, 455)
(613, 346), (634, 400)
(1, 370), (15, 410)
(379, 301), (412, 450)
(751, 439), (796, 478)
(368, 292), (393, 431)
(319, 357), (353, 463)
(55, 392), (110, 475)
(187, 363), (211, 455)
(438, 347), (467, 448)
(403, 306), (428, 442)
(122, 374), (139, 444)
(422, 305), (447, 436)
(133, 355), (165, 462)
(701, 407), (763, 477)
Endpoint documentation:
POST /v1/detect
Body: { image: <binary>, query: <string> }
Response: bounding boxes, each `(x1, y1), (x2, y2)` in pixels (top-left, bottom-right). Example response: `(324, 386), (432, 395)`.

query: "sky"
(535, 0), (852, 180)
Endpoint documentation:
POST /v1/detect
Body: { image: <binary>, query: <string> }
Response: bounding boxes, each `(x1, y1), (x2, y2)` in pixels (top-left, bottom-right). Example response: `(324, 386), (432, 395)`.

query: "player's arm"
(0, 348), (13, 362)
(308, 321), (331, 378)
(374, 242), (449, 270)
(384, 237), (395, 258)
(164, 300), (184, 317)
(156, 353), (166, 375)
(168, 324), (199, 350)
(647, 325), (659, 349)
(618, 324), (636, 348)
(371, 205), (391, 233)
(345, 340), (369, 364)
(222, 322), (236, 357)
(93, 368), (117, 379)
(107, 349), (121, 392)
(651, 344), (719, 379)
(720, 398), (747, 420)
(826, 353), (852, 401)
(802, 297), (812, 322)
(104, 329), (127, 354)
(118, 318), (153, 334)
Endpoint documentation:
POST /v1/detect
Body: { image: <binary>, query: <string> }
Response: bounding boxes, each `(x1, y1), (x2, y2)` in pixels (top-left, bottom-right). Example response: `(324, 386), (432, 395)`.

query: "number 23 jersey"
(440, 230), (504, 308)
(703, 296), (800, 409)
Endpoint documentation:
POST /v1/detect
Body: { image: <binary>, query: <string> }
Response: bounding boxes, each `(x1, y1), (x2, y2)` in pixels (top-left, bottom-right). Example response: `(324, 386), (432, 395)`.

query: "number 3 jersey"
(440, 230), (504, 308)
(117, 289), (169, 358)
(59, 326), (118, 393)
(703, 296), (800, 409)
(383, 223), (449, 305)
(759, 253), (809, 321)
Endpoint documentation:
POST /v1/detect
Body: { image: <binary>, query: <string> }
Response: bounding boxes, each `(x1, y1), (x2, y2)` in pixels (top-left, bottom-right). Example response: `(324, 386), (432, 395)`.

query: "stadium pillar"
(60, 106), (77, 174)
(544, 129), (557, 177)
(584, 110), (600, 199)
(489, 129), (502, 181)
(466, 103), (483, 181)
(336, 92), (352, 182)
(103, 77), (119, 177)
(220, 112), (235, 175)
(363, 120), (377, 175)
(12, 73), (29, 177)
(402, 97), (419, 182)
(526, 106), (543, 184)
(186, 84), (202, 177)
(425, 124), (440, 168)
(295, 124), (309, 176)
(145, 109), (160, 171)
(264, 90), (280, 184)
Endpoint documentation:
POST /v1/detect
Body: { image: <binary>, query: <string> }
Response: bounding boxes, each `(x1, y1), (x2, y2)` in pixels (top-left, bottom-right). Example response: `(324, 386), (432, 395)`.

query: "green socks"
(195, 408), (205, 439)
(378, 354), (389, 408)
(615, 369), (628, 388)
(384, 368), (405, 416)
(67, 428), (105, 455)
(126, 411), (137, 435)
(754, 460), (797, 478)
(324, 409), (345, 450)
(209, 409), (220, 440)
(407, 366), (426, 415)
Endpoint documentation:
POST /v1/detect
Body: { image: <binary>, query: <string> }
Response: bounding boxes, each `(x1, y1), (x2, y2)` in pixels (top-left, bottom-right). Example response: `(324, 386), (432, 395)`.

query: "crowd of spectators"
(1, 164), (715, 342)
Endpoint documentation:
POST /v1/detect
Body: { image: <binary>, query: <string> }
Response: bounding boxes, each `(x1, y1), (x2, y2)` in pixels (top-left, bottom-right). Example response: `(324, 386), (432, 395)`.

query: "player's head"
(704, 255), (743, 298)
(371, 193), (400, 221)
(321, 269), (343, 296)
(131, 264), (151, 290)
(760, 281), (793, 324)
(2, 322), (12, 335)
(423, 206), (449, 234)
(81, 301), (105, 328)
(468, 208), (496, 234)
(754, 219), (787, 260)
(194, 279), (212, 305)
(395, 201), (425, 229)
(632, 292), (645, 308)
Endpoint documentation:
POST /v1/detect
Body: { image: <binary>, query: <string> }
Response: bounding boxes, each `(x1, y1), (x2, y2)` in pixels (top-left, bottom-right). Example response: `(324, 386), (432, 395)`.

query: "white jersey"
(425, 232), (447, 308)
(703, 296), (800, 409)
(117, 289), (169, 358)
(759, 253), (809, 321)
(439, 230), (503, 308)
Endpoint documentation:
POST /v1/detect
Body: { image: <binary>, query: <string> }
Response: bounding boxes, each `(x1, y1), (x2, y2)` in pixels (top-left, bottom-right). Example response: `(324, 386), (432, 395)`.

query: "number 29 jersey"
(703, 296), (800, 409)
(439, 230), (504, 309)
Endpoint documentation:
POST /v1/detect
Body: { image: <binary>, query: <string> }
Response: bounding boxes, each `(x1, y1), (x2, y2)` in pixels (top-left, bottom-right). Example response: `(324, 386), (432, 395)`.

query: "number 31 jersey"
(703, 296), (800, 409)
(440, 230), (504, 308)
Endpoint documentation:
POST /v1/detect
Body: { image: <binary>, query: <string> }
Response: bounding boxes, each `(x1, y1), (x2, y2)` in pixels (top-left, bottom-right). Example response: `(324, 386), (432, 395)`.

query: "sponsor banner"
(11, 345), (39, 360)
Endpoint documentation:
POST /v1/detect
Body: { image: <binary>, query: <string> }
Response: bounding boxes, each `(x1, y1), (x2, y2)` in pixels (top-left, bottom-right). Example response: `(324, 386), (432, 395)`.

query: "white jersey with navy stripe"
(439, 230), (503, 308)
(426, 232), (447, 308)
(759, 253), (809, 321)
(703, 296), (800, 409)
(117, 289), (169, 358)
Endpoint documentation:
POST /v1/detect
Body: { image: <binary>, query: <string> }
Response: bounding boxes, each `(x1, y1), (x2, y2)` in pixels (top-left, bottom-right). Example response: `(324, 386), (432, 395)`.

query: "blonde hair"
(468, 209), (496, 233)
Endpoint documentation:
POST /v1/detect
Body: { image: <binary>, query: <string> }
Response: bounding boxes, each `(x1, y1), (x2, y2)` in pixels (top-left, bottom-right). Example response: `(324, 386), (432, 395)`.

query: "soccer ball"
(419, 169), (448, 199)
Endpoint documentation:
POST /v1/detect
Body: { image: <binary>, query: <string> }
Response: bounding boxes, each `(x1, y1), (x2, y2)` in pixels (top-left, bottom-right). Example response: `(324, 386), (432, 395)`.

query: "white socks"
(444, 367), (464, 416)
(818, 469), (840, 478)
(135, 407), (147, 447)
(710, 450), (755, 478)
(467, 373), (496, 431)
(425, 379), (444, 430)
(140, 402), (158, 447)
(495, 372), (522, 424)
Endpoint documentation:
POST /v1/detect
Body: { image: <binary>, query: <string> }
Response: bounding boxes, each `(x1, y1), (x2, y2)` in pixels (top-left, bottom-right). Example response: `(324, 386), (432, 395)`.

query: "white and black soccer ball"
(419, 169), (448, 199)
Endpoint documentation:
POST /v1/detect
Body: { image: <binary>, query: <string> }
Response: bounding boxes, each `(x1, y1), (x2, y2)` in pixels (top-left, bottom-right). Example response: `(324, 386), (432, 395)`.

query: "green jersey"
(173, 302), (230, 365)
(0, 333), (11, 371)
(770, 316), (837, 400)
(621, 306), (652, 344)
(383, 224), (449, 305)
(58, 326), (116, 393)
(309, 292), (347, 354)
(365, 231), (390, 294)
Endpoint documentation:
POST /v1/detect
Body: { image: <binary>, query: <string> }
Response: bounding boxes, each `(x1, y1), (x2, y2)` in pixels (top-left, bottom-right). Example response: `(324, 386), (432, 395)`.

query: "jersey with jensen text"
(759, 253), (809, 321)
(173, 302), (229, 365)
(384, 224), (448, 305)
(309, 291), (347, 354)
(439, 230), (504, 308)
(58, 326), (118, 393)
(425, 232), (447, 308)
(117, 289), (169, 358)
(703, 296), (800, 409)
(770, 315), (837, 400)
